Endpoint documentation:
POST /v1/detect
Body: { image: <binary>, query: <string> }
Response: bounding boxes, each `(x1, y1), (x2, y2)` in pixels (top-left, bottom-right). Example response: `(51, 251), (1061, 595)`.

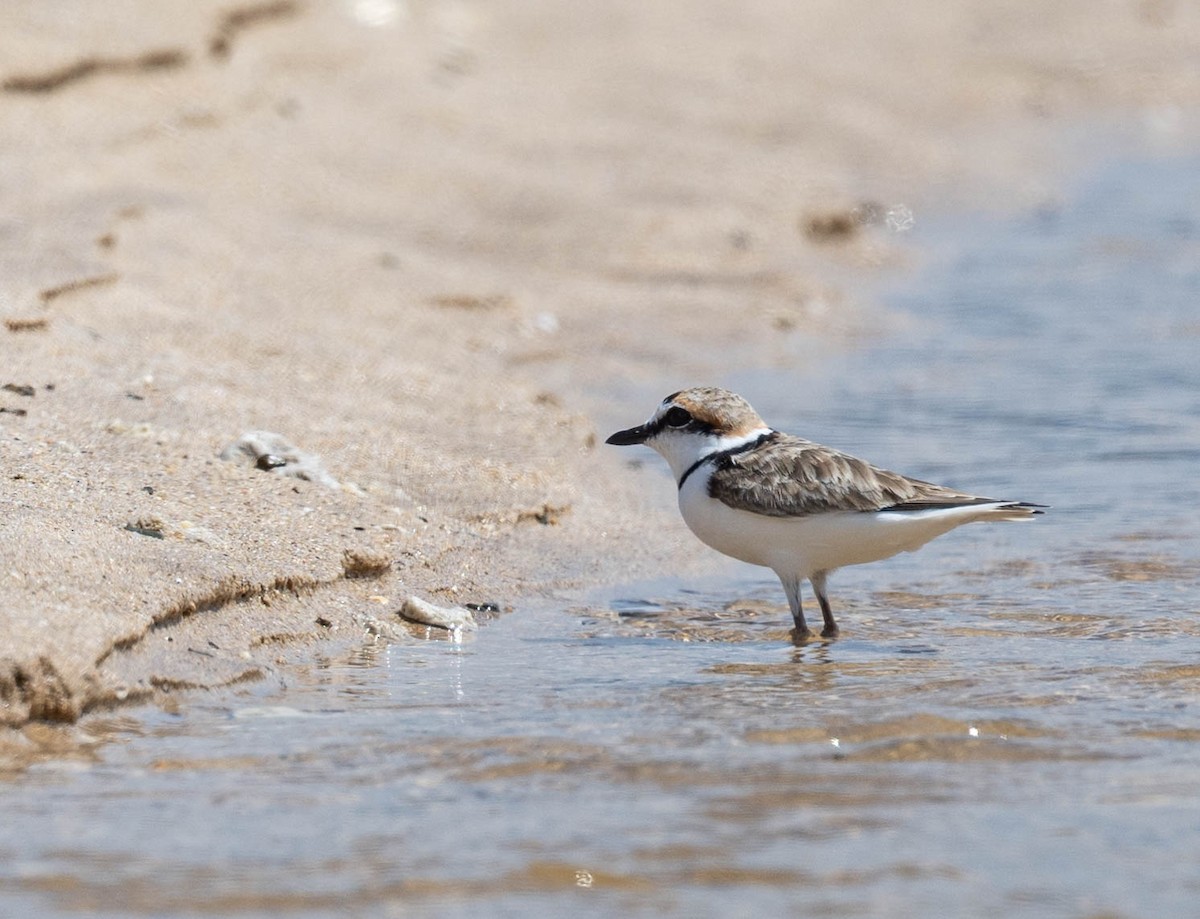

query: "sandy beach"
(3, 0), (1198, 744)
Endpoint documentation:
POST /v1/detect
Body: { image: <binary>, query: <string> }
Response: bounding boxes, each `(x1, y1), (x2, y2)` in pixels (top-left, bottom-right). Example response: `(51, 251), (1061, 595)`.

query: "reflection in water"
(4, 153), (1200, 917)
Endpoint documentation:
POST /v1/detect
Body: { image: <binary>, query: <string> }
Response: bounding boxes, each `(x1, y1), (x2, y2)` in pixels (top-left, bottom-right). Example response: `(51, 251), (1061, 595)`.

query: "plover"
(606, 387), (1045, 638)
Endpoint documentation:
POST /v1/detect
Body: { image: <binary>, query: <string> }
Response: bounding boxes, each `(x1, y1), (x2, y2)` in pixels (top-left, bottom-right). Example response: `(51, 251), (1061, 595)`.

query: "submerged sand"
(2, 0), (1198, 731)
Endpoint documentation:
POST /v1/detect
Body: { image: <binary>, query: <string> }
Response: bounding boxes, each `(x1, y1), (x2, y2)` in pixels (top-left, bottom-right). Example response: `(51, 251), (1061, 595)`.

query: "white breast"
(677, 465), (1012, 578)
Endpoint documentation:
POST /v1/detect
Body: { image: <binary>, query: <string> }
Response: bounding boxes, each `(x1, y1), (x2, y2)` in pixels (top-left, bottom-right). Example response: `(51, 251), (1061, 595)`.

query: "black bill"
(605, 424), (653, 445)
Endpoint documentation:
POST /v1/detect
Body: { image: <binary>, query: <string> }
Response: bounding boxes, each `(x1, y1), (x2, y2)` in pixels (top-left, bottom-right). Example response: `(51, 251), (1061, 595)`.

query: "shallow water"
(4, 151), (1200, 918)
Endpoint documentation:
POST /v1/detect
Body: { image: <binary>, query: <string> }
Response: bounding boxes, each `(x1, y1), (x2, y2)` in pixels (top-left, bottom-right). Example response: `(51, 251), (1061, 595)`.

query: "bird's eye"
(663, 406), (692, 428)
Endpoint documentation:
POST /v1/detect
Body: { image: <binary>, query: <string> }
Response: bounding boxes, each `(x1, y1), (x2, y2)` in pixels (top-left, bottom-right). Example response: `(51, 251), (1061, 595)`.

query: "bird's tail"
(983, 501), (1047, 521)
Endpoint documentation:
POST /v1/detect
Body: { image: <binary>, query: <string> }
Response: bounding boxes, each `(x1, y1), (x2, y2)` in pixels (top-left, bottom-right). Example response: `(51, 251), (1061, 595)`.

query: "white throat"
(648, 426), (773, 484)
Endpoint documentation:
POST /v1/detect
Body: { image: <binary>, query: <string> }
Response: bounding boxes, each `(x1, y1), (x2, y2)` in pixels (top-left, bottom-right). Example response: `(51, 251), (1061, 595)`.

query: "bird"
(606, 386), (1045, 638)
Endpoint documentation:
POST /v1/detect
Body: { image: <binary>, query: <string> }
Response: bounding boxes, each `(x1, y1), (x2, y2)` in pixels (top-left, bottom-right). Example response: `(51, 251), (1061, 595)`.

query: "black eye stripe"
(663, 406), (692, 427)
(644, 406), (714, 438)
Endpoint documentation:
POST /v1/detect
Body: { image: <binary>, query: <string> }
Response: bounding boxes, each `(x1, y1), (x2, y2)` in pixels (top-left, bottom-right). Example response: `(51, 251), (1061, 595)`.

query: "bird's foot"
(790, 625), (813, 644)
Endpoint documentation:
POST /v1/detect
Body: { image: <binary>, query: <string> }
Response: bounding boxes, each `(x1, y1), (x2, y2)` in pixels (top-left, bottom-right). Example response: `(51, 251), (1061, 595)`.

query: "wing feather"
(707, 434), (991, 517)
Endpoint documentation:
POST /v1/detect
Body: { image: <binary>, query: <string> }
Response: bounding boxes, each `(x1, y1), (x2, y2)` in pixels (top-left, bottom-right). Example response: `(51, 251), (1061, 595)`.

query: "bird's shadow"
(787, 633), (837, 664)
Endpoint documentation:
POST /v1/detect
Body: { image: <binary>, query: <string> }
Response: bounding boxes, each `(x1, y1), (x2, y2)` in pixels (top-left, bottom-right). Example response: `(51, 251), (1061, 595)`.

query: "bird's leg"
(779, 574), (810, 637)
(810, 571), (839, 638)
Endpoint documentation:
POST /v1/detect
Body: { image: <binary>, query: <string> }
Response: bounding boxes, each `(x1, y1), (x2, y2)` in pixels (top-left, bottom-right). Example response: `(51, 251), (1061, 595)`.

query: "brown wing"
(707, 434), (993, 518)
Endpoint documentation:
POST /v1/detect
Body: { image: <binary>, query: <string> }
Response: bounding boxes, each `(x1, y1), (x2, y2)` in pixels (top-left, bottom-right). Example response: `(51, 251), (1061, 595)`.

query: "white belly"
(677, 473), (1001, 578)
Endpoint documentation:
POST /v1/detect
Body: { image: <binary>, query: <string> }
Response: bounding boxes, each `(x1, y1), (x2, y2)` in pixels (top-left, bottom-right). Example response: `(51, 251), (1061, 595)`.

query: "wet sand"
(3, 0), (1200, 743)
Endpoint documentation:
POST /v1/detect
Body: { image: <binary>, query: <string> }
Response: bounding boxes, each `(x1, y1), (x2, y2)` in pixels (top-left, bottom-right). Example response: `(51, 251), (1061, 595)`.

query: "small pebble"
(219, 431), (340, 488)
(398, 596), (477, 631)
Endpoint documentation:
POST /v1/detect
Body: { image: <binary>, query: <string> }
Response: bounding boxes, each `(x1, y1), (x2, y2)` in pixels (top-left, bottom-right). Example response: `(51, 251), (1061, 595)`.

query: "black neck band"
(676, 431), (776, 490)
(676, 456), (708, 491)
